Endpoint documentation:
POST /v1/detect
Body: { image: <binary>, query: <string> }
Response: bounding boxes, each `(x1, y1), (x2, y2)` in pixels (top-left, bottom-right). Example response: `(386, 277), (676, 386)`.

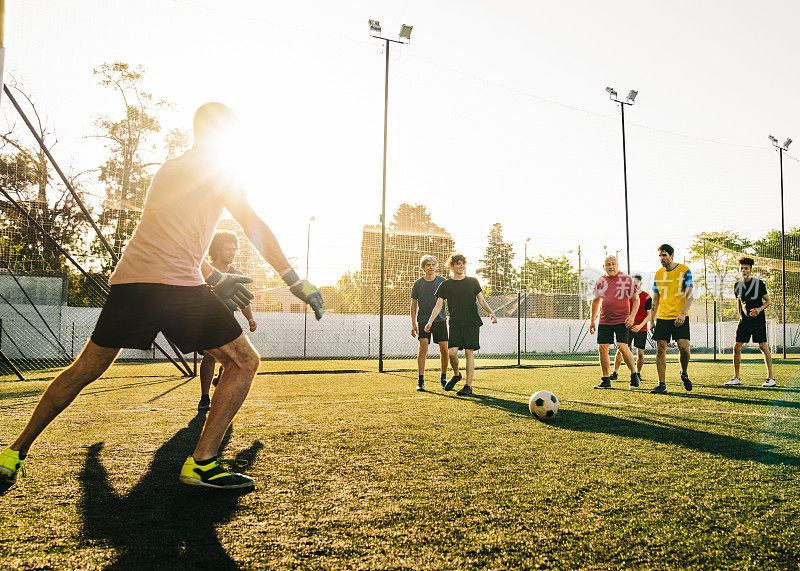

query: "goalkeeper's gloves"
(282, 269), (325, 320)
(207, 270), (254, 311)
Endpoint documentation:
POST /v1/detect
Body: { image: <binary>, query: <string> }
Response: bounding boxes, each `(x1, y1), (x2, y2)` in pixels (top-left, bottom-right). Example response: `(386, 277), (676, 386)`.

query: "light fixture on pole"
(606, 85), (638, 275)
(369, 19), (412, 373)
(303, 215), (315, 358)
(769, 134), (792, 359)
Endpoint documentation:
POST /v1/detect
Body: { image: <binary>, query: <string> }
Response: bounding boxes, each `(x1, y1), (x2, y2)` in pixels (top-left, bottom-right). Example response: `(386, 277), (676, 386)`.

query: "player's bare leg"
(417, 338), (429, 377)
(656, 340), (668, 384)
(613, 348), (623, 375)
(464, 349), (475, 387)
(438, 341), (449, 378)
(677, 339), (691, 373)
(637, 349), (645, 373)
(449, 347), (460, 377)
(616, 342), (636, 374)
(598, 343), (611, 377)
(193, 333), (260, 461)
(733, 341), (744, 379)
(199, 353), (216, 397)
(758, 342), (774, 379)
(11, 341), (120, 456)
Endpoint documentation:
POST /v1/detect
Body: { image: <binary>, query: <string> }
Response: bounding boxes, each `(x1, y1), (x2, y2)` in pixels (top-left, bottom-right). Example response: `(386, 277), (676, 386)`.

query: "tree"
(0, 81), (90, 274)
(753, 228), (800, 323)
(476, 222), (517, 295)
(91, 62), (171, 270)
(688, 232), (752, 320)
(359, 204), (455, 315)
(522, 255), (578, 294)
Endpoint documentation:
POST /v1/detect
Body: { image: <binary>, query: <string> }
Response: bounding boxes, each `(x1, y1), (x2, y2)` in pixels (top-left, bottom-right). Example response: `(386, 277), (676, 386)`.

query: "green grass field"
(2, 358), (800, 569)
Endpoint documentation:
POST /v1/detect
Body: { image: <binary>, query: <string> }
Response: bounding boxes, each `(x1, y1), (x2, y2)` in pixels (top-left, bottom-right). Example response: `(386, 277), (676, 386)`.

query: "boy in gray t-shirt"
(410, 255), (451, 391)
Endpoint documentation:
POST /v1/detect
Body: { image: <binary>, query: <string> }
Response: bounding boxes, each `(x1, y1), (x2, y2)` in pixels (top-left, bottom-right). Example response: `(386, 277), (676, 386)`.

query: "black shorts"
(736, 320), (767, 343)
(91, 283), (242, 354)
(419, 321), (448, 343)
(652, 318), (690, 342)
(597, 323), (629, 345)
(449, 325), (480, 350)
(627, 329), (648, 350)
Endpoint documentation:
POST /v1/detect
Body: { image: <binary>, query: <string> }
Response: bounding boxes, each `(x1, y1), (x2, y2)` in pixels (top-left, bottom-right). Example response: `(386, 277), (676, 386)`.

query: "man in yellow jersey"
(649, 244), (694, 394)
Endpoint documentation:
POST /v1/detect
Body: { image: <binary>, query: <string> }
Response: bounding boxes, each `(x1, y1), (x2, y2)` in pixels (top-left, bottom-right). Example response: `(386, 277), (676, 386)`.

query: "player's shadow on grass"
(467, 392), (800, 467)
(554, 409), (800, 467)
(666, 391), (800, 410)
(77, 413), (262, 570)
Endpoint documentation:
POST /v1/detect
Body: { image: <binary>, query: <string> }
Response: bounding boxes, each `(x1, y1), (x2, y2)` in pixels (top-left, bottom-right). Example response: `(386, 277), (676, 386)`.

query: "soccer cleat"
(0, 448), (25, 490)
(762, 378), (777, 387)
(629, 373), (640, 389)
(416, 380), (425, 392)
(440, 376), (447, 389)
(198, 394), (211, 412)
(680, 371), (692, 391)
(594, 377), (612, 389)
(444, 373), (462, 391)
(650, 383), (667, 394)
(179, 456), (254, 489)
(609, 371), (618, 381)
(456, 385), (473, 396)
(725, 377), (741, 386)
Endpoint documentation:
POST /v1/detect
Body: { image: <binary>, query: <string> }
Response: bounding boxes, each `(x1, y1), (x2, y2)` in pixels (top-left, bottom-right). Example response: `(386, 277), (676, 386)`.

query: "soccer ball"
(529, 390), (559, 420)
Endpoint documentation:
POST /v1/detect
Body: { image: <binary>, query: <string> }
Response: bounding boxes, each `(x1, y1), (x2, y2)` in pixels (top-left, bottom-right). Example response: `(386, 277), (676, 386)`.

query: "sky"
(3, 0), (800, 288)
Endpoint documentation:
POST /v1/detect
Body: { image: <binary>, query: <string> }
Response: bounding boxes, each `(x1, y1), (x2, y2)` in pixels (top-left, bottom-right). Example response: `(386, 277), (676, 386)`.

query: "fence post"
(517, 290), (521, 366)
(713, 300), (717, 361)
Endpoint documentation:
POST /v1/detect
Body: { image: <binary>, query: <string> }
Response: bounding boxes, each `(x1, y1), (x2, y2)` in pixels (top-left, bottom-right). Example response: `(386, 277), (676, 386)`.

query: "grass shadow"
(77, 413), (262, 570)
(552, 408), (800, 467)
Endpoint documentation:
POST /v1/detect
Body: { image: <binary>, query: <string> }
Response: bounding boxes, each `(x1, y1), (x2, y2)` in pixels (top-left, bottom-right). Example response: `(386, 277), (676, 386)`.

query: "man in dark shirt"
(425, 254), (497, 396)
(725, 256), (775, 387)
(410, 255), (451, 391)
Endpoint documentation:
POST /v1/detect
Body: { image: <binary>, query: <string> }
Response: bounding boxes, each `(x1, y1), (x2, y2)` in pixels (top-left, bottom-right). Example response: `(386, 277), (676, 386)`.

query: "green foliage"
(91, 62), (171, 270)
(359, 204), (455, 315)
(522, 254), (578, 294)
(66, 271), (109, 307)
(477, 222), (517, 295)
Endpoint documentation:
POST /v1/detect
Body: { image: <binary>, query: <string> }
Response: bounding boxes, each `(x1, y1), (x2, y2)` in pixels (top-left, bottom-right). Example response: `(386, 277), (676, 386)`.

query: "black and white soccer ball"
(529, 390), (559, 420)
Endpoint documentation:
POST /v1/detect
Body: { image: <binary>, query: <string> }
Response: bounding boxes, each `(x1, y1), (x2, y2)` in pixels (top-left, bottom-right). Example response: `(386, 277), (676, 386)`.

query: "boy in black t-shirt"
(425, 254), (497, 396)
(725, 257), (775, 387)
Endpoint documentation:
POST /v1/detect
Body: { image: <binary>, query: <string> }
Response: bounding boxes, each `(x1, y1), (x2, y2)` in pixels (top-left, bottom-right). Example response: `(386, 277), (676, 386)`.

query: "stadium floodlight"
(370, 20), (414, 371)
(767, 132), (793, 358)
(605, 85), (638, 274)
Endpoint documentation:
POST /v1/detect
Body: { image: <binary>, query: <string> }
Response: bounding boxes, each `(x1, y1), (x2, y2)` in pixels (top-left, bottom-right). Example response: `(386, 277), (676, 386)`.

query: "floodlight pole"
(303, 216), (315, 358)
(371, 22), (411, 373)
(770, 136), (791, 359)
(607, 88), (636, 275)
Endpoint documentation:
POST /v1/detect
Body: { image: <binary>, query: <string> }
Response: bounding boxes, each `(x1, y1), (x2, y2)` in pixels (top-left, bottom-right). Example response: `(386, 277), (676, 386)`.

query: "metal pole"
(378, 39), (389, 373)
(578, 245), (583, 320)
(303, 218), (312, 358)
(517, 289), (521, 366)
(703, 245), (708, 348)
(713, 300), (718, 361)
(620, 103), (631, 275)
(523, 240), (527, 353)
(779, 148), (787, 359)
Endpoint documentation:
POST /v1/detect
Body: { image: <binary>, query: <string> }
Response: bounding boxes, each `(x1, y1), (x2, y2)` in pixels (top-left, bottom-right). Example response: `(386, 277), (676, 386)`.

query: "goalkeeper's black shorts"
(91, 283), (242, 354)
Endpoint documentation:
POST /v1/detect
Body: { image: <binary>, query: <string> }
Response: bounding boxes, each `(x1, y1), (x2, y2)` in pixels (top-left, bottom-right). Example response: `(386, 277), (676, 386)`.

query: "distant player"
(410, 255), (452, 391)
(610, 274), (652, 382)
(425, 254), (497, 396)
(590, 256), (640, 389)
(726, 256), (776, 387)
(198, 231), (258, 412)
(649, 244), (693, 394)
(0, 102), (324, 492)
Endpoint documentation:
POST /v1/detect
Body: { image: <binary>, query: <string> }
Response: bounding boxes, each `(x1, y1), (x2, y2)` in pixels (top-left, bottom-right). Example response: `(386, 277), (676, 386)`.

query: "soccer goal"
(716, 320), (777, 354)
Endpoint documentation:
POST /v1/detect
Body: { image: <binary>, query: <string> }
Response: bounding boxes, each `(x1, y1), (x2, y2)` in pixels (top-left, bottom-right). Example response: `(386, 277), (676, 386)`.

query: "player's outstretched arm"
(476, 293), (497, 323)
(201, 260), (254, 311)
(590, 297), (601, 334)
(225, 197), (324, 319)
(425, 298), (445, 331)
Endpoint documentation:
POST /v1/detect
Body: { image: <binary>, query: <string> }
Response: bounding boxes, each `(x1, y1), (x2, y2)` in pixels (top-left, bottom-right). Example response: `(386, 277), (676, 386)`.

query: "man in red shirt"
(590, 256), (640, 389)
(610, 274), (652, 383)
